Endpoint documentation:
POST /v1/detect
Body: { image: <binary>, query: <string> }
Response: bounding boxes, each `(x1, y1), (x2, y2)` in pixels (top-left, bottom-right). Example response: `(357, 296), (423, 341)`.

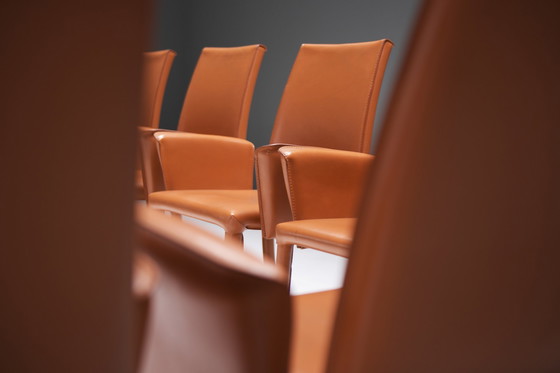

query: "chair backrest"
(177, 44), (266, 138)
(270, 40), (393, 152)
(139, 50), (177, 127)
(328, 1), (560, 372)
(135, 207), (290, 373)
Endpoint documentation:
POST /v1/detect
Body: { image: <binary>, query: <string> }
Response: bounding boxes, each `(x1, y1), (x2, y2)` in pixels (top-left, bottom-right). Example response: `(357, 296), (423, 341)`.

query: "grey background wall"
(152, 0), (421, 151)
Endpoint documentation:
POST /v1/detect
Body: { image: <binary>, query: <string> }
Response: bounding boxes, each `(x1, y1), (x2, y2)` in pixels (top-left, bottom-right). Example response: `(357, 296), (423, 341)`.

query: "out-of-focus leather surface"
(290, 290), (340, 373)
(135, 207), (290, 373)
(255, 144), (294, 239)
(270, 40), (393, 152)
(276, 218), (356, 258)
(328, 1), (560, 372)
(177, 44), (266, 138)
(279, 146), (373, 221)
(139, 50), (177, 128)
(149, 190), (260, 234)
(155, 131), (254, 190)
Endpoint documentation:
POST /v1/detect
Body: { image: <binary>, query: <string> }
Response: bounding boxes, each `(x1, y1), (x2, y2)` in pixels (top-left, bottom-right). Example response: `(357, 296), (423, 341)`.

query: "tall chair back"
(328, 1), (560, 371)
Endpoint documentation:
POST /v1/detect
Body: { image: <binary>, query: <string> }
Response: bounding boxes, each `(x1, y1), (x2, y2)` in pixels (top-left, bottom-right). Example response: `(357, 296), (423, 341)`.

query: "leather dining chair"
(138, 44), (266, 200)
(135, 0), (559, 370)
(148, 40), (393, 257)
(136, 50), (177, 199)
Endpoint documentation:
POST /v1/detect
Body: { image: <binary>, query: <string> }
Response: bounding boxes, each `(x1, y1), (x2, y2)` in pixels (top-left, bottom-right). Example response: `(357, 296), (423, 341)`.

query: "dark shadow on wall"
(152, 0), (421, 152)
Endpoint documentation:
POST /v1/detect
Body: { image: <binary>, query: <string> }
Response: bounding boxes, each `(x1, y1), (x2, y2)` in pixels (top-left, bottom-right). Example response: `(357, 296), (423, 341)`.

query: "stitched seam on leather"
(359, 41), (387, 153)
(282, 151), (299, 221)
(237, 47), (261, 138)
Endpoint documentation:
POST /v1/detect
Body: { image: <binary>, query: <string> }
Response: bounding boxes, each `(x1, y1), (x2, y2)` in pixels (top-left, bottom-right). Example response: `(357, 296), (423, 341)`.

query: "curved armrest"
(279, 146), (374, 220)
(255, 143), (294, 239)
(138, 127), (175, 196)
(154, 132), (254, 190)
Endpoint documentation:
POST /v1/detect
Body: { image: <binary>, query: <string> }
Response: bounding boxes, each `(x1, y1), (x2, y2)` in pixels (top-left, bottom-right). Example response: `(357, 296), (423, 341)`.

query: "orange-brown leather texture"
(256, 40), (392, 241)
(139, 50), (177, 128)
(255, 144), (294, 239)
(138, 127), (171, 198)
(276, 218), (356, 258)
(149, 190), (261, 234)
(177, 45), (266, 138)
(290, 290), (340, 373)
(155, 131), (254, 191)
(279, 146), (373, 221)
(135, 207), (290, 373)
(270, 40), (393, 152)
(328, 1), (560, 372)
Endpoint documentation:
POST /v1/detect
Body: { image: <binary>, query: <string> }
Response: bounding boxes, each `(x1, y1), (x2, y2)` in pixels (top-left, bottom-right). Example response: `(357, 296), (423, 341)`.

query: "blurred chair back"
(177, 45), (266, 138)
(328, 1), (560, 372)
(139, 50), (177, 128)
(135, 208), (290, 373)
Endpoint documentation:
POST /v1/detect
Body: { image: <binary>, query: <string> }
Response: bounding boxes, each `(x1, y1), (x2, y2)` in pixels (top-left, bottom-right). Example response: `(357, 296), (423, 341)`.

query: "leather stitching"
(359, 40), (391, 153)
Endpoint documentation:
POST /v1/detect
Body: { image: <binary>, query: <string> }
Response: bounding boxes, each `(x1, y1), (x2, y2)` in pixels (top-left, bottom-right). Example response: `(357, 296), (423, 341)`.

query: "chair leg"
(276, 242), (293, 286)
(262, 237), (275, 262)
(225, 231), (244, 246)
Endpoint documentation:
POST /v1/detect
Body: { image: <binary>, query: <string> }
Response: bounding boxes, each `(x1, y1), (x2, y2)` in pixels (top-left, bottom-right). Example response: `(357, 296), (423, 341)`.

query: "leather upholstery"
(256, 40), (392, 245)
(270, 40), (393, 152)
(139, 50), (177, 128)
(154, 131), (254, 190)
(148, 41), (393, 255)
(136, 50), (176, 199)
(177, 45), (267, 138)
(276, 218), (355, 258)
(279, 146), (373, 220)
(139, 45), (266, 200)
(135, 207), (290, 373)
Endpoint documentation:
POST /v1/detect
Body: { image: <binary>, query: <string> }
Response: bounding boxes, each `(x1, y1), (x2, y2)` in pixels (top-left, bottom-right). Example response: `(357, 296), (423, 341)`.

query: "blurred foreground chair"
(138, 44), (266, 200)
(138, 0), (559, 370)
(136, 50), (177, 199)
(148, 40), (393, 257)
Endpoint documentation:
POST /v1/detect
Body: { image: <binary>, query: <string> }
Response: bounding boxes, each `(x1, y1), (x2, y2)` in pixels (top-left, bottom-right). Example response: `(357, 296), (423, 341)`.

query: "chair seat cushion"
(148, 190), (261, 233)
(276, 218), (356, 257)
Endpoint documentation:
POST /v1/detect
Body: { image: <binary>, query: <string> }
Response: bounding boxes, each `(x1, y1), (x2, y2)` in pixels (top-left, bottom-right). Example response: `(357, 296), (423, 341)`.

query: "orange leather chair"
(136, 0), (559, 370)
(138, 44), (266, 200)
(148, 40), (393, 257)
(274, 146), (373, 282)
(136, 50), (177, 199)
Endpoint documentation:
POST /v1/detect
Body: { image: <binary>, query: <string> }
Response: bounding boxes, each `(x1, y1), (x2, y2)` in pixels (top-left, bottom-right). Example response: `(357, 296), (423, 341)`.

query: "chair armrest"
(154, 132), (254, 190)
(279, 146), (374, 220)
(138, 127), (176, 196)
(255, 143), (294, 239)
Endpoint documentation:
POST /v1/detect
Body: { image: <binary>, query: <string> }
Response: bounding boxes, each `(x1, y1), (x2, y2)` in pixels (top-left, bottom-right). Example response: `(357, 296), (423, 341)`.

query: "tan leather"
(138, 45), (265, 200)
(155, 131), (254, 190)
(139, 50), (177, 128)
(270, 40), (393, 152)
(276, 218), (356, 258)
(135, 207), (290, 373)
(136, 50), (176, 199)
(149, 190), (260, 234)
(177, 44), (267, 138)
(255, 40), (393, 245)
(291, 290), (340, 373)
(255, 143), (294, 239)
(327, 1), (560, 372)
(148, 41), (393, 253)
(279, 146), (373, 220)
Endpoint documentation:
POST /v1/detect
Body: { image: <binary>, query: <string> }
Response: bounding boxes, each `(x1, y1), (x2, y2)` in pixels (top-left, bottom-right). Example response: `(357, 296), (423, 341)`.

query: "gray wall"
(153, 0), (422, 151)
